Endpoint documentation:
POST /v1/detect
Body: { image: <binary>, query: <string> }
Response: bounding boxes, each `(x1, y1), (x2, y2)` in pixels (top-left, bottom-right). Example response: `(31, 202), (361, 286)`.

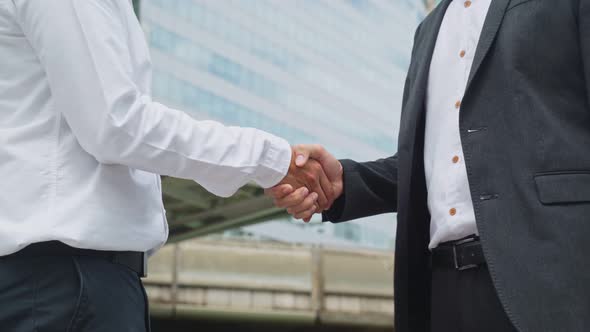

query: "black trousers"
(430, 263), (517, 332)
(0, 254), (150, 332)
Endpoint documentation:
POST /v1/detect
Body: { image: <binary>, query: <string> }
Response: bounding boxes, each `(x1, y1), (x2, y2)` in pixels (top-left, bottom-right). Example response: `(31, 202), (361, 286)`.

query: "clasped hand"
(266, 145), (343, 222)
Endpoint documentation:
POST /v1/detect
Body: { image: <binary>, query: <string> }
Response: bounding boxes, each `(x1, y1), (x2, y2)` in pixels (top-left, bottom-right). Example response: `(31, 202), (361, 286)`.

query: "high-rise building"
(140, 0), (426, 250)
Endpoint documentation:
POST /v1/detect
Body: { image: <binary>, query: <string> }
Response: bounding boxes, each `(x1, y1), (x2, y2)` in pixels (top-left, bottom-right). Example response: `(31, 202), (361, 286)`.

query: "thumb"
(293, 146), (311, 167)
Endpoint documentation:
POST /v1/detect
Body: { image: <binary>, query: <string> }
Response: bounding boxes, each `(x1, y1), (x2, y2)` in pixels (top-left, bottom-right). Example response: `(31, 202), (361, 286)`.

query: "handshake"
(266, 145), (343, 222)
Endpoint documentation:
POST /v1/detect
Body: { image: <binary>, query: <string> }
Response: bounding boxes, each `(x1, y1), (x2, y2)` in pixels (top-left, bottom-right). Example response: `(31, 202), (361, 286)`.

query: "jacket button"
(449, 208), (457, 216)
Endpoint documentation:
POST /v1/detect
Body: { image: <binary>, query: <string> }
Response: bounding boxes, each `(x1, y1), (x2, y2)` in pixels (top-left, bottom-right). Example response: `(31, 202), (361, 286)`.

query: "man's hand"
(266, 145), (343, 222)
(272, 147), (335, 213)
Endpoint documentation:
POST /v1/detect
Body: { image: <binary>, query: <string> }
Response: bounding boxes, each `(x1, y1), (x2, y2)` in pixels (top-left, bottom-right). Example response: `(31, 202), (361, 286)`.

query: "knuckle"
(293, 192), (305, 202)
(310, 172), (320, 183)
(311, 163), (321, 174)
(284, 197), (296, 207)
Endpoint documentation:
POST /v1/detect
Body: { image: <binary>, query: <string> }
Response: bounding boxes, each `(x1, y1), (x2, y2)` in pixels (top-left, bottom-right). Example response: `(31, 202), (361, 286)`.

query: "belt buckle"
(452, 237), (479, 271)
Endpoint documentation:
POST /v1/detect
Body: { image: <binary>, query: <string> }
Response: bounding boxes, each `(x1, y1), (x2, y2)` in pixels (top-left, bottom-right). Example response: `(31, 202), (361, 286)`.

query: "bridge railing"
(145, 239), (394, 327)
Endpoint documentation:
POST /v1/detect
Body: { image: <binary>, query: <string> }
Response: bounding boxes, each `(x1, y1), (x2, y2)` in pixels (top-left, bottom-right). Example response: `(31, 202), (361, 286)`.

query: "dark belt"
(2, 241), (147, 277)
(431, 236), (486, 271)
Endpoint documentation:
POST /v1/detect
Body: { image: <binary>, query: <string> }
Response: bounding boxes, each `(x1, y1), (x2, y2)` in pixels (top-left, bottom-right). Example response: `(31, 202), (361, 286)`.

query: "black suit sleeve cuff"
(322, 159), (357, 223)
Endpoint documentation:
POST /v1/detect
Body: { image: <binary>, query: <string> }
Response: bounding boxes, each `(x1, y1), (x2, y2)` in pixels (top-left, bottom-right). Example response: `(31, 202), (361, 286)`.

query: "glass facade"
(141, 0), (426, 250)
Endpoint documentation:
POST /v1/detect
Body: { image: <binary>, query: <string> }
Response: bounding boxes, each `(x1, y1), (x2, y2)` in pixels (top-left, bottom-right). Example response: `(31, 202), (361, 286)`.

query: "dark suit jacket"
(324, 1), (590, 331)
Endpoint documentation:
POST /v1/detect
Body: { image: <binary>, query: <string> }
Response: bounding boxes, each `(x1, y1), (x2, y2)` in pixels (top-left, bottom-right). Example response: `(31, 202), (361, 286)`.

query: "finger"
(300, 145), (342, 183)
(295, 204), (318, 220)
(318, 168), (335, 209)
(315, 205), (323, 214)
(309, 175), (328, 210)
(291, 145), (311, 167)
(304, 205), (318, 222)
(275, 187), (309, 209)
(293, 144), (322, 165)
(287, 192), (318, 215)
(265, 184), (294, 199)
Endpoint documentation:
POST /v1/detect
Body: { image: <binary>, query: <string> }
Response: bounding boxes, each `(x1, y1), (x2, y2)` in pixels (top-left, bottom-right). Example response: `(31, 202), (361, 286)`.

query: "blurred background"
(131, 1), (436, 331)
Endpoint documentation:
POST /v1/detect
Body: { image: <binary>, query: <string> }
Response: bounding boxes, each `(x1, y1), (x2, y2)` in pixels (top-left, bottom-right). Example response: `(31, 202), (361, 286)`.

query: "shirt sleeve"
(11, 0), (291, 197)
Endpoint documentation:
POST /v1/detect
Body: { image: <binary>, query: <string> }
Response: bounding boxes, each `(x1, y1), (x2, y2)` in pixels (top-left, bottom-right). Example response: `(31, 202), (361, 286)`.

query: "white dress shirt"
(0, 0), (292, 256)
(424, 0), (491, 249)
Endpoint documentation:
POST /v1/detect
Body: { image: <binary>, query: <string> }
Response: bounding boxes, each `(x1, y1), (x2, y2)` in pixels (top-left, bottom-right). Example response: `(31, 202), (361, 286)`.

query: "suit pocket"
(506, 0), (535, 12)
(534, 171), (590, 204)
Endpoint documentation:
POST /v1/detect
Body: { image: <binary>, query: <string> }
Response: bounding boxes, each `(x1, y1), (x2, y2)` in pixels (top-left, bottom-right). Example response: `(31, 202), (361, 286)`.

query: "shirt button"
(452, 156), (460, 164)
(464, 1), (472, 8)
(450, 208), (457, 216)
(455, 100), (462, 109)
(460, 50), (466, 58)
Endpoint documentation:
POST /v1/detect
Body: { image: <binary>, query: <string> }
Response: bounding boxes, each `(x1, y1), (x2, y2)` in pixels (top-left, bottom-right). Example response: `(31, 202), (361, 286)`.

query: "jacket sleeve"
(11, 0), (292, 198)
(323, 156), (398, 222)
(322, 20), (426, 223)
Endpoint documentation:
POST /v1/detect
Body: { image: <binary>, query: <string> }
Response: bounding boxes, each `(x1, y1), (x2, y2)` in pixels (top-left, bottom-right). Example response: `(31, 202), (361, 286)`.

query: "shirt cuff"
(253, 135), (292, 189)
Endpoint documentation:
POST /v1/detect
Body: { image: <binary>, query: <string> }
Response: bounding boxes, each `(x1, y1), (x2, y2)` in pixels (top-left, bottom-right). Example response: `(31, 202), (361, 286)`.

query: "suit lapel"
(466, 0), (511, 90)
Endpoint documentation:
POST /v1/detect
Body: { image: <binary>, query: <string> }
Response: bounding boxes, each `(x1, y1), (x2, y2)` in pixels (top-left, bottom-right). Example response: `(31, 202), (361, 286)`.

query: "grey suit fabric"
(324, 0), (590, 331)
